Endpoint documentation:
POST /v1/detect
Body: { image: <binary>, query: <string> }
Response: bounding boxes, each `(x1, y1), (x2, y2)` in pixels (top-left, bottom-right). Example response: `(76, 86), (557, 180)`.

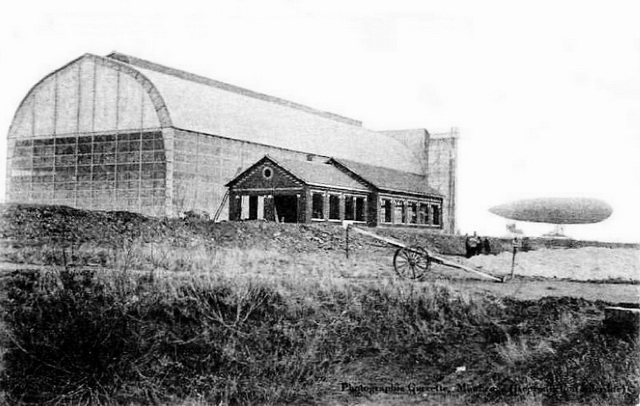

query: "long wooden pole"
(349, 226), (504, 282)
(511, 243), (518, 279)
(347, 226), (407, 248)
(345, 225), (349, 259)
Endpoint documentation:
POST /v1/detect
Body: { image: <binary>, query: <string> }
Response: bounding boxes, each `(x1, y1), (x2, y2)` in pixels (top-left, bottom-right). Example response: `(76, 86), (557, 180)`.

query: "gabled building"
(6, 52), (457, 232)
(227, 155), (444, 228)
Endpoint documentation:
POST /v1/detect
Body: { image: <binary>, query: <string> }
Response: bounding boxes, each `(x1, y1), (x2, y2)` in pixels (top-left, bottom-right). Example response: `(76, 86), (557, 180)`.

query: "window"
(419, 203), (429, 224)
(381, 199), (392, 223)
(432, 204), (441, 226)
(344, 196), (355, 220)
(312, 193), (324, 219)
(262, 166), (273, 179)
(329, 194), (340, 220)
(355, 197), (365, 222)
(408, 202), (417, 224)
(344, 195), (365, 222)
(394, 200), (405, 224)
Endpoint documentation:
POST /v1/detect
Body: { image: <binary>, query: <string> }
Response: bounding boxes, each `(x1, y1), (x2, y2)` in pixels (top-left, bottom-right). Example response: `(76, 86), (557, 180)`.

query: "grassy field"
(0, 204), (638, 405)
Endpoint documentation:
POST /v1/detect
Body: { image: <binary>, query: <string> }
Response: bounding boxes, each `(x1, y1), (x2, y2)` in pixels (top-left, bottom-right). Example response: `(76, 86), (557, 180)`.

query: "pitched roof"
(228, 155), (441, 197)
(103, 52), (424, 175)
(330, 158), (443, 197)
(275, 157), (369, 192)
(228, 156), (368, 191)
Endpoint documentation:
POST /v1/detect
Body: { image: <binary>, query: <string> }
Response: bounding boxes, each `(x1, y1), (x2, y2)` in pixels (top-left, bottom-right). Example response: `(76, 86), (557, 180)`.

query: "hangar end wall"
(6, 55), (170, 216)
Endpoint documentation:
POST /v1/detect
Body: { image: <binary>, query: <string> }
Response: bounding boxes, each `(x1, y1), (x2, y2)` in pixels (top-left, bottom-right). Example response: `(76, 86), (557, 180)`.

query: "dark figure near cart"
(482, 237), (491, 255)
(465, 232), (481, 258)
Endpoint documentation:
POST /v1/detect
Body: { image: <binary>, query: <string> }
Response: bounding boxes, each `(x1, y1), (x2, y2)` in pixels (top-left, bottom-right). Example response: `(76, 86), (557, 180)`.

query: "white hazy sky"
(1, 1), (638, 242)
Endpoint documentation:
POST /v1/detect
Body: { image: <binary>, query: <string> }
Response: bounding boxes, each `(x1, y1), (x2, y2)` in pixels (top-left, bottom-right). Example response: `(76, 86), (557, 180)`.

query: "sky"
(1, 0), (639, 242)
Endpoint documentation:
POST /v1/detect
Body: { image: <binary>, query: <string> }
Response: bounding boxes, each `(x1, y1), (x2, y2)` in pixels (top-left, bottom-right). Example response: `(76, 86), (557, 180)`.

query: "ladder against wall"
(213, 190), (230, 222)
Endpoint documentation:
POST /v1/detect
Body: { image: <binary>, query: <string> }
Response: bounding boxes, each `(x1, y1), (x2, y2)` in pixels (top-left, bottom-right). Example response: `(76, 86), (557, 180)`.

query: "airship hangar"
(5, 52), (458, 232)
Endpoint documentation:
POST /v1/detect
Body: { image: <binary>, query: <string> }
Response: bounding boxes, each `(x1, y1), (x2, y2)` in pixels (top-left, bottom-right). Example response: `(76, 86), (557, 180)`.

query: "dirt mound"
(0, 204), (505, 258)
(1, 204), (636, 260)
(0, 204), (183, 247)
(0, 204), (379, 253)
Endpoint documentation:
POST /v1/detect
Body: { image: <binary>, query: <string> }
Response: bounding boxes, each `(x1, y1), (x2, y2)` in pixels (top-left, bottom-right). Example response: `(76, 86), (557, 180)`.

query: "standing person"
(468, 232), (480, 257)
(473, 232), (482, 256)
(510, 236), (521, 279)
(464, 234), (472, 258)
(482, 237), (491, 255)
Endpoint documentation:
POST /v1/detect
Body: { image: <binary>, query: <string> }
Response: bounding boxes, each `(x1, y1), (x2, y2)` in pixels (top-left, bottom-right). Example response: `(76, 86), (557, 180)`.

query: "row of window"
(11, 196), (165, 207)
(380, 199), (441, 226)
(13, 140), (164, 156)
(9, 182), (166, 195)
(12, 184), (166, 194)
(14, 162), (165, 174)
(13, 149), (165, 163)
(13, 154), (165, 170)
(12, 132), (164, 147)
(311, 192), (366, 222)
(11, 170), (165, 184)
(9, 192), (166, 203)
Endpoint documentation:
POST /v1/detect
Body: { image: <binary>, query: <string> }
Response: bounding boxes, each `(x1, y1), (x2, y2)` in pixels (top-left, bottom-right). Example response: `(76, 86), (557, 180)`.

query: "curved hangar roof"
(9, 52), (427, 175)
(105, 52), (424, 175)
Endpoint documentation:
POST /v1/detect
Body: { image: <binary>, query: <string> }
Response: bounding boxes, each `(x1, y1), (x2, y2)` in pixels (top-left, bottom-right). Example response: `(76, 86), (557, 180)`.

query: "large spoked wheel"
(393, 246), (431, 279)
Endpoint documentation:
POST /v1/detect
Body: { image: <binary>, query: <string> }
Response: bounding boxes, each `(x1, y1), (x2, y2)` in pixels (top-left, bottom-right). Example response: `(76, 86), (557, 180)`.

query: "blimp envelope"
(489, 198), (612, 224)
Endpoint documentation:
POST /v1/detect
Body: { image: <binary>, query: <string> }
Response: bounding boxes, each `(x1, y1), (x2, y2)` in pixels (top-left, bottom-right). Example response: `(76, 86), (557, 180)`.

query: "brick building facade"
(227, 156), (444, 228)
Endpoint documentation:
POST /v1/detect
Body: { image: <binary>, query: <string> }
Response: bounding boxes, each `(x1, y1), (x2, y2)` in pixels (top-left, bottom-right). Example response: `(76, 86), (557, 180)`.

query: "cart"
(346, 225), (505, 282)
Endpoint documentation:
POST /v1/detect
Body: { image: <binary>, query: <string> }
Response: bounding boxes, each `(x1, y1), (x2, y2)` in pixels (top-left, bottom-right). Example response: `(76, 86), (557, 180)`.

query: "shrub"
(0, 269), (330, 404)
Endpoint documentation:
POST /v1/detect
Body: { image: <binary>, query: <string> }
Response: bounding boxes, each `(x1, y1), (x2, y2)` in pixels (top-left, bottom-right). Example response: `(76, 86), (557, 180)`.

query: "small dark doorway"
(274, 195), (298, 223)
(249, 196), (258, 220)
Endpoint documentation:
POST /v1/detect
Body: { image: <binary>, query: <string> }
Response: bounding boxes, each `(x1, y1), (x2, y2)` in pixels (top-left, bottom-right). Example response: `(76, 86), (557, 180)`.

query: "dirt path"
(445, 277), (639, 304)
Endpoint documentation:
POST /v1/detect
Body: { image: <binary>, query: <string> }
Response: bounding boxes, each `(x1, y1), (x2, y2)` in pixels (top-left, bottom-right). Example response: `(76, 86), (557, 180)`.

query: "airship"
(489, 197), (613, 225)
